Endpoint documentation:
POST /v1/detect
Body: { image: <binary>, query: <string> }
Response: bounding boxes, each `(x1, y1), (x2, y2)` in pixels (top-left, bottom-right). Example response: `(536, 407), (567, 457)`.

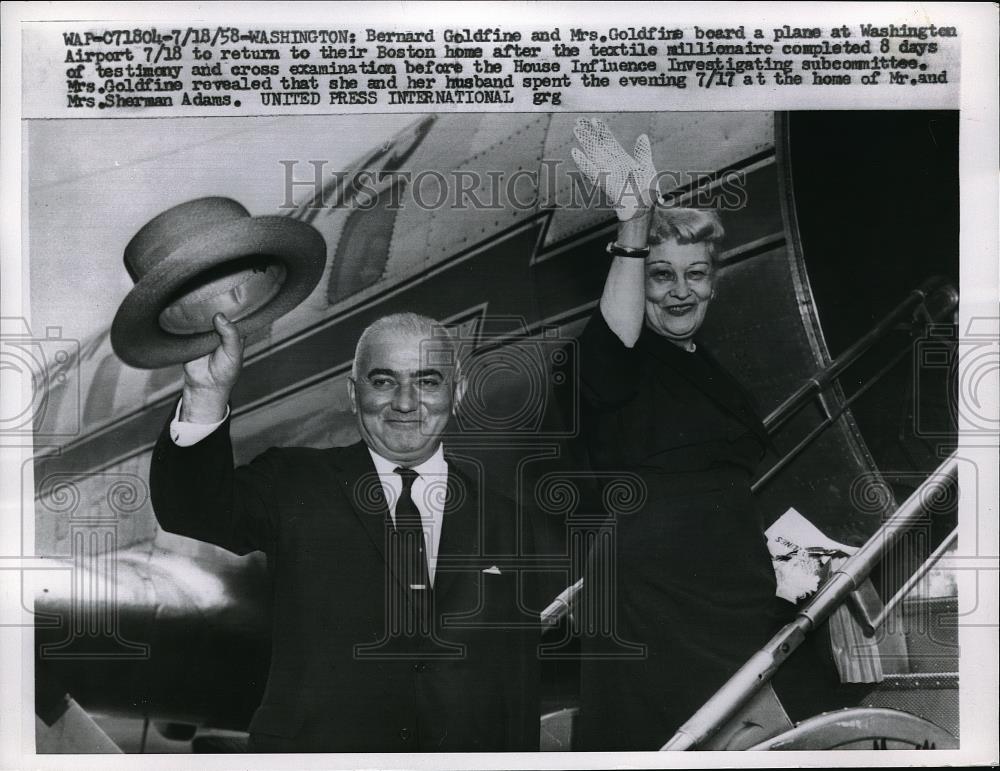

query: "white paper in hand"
(766, 508), (858, 603)
(766, 508), (859, 559)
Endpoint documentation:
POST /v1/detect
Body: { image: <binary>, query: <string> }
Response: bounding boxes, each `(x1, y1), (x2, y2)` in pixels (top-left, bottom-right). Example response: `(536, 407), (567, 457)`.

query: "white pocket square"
(482, 565), (502, 575)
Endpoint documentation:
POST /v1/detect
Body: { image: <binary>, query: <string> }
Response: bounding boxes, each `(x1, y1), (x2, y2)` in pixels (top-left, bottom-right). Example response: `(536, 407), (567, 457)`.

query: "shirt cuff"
(169, 399), (229, 446)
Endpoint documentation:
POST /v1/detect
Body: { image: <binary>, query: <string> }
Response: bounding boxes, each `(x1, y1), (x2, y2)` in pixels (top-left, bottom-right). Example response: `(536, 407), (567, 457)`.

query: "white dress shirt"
(169, 399), (448, 584)
(169, 400), (229, 446)
(367, 445), (448, 586)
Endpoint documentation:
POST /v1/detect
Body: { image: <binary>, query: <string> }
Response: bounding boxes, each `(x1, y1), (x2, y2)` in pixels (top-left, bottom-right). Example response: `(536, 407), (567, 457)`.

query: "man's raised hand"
(180, 313), (244, 423)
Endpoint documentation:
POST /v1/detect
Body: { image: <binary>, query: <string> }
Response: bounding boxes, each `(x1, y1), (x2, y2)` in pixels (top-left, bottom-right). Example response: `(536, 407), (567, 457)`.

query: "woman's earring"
(711, 289), (717, 299)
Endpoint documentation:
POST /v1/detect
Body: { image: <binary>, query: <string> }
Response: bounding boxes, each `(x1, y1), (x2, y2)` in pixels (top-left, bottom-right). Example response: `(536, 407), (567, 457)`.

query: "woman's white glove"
(571, 117), (658, 222)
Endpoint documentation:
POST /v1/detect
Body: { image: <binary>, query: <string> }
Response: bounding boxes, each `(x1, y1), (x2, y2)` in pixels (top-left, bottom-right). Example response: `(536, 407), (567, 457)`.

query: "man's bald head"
(348, 313), (464, 465)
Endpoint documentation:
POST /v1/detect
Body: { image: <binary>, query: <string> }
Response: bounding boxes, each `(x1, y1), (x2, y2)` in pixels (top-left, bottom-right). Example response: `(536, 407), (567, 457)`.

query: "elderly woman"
(570, 119), (793, 750)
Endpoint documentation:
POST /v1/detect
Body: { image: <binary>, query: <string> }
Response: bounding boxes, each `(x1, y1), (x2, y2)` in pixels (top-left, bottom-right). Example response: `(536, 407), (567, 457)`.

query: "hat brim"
(111, 216), (326, 369)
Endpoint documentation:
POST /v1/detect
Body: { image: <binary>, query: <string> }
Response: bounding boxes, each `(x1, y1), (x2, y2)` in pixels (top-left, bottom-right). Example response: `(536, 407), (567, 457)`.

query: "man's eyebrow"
(363, 368), (445, 379)
(364, 368), (398, 379)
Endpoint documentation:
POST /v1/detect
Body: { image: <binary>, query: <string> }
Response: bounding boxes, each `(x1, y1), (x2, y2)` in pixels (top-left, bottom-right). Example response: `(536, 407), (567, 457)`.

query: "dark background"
(789, 110), (959, 354)
(788, 110), (959, 484)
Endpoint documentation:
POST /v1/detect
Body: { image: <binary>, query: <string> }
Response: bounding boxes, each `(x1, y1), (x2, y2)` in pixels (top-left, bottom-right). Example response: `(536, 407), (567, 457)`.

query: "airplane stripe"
(35, 220), (547, 486)
(35, 160), (783, 487)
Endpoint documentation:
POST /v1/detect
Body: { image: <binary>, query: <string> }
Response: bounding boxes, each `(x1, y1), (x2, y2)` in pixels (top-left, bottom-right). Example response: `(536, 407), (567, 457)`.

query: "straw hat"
(110, 197), (326, 369)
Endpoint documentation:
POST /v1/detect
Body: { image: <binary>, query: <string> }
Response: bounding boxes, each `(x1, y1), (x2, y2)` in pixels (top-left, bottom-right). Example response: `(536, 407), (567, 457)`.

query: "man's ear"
(452, 373), (466, 414)
(347, 377), (357, 414)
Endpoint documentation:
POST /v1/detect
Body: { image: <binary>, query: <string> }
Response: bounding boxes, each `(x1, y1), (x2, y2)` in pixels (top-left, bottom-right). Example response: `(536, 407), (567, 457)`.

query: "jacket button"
(413, 662), (426, 673)
(399, 727), (411, 741)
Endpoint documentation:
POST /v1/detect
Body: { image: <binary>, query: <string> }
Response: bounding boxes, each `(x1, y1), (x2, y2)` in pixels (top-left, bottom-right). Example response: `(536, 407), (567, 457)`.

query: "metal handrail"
(870, 526), (957, 631)
(750, 277), (957, 493)
(660, 453), (958, 751)
(762, 276), (957, 434)
(541, 278), (959, 625)
(752, 341), (917, 494)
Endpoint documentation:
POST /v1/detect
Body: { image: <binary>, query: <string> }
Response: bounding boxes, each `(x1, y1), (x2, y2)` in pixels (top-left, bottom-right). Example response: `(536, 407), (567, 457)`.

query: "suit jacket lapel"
(328, 444), (488, 608)
(328, 443), (483, 602)
(328, 441), (398, 582)
(432, 460), (482, 606)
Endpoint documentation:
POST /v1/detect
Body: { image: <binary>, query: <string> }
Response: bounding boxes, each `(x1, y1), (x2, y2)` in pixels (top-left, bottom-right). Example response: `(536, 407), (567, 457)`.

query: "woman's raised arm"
(571, 118), (659, 347)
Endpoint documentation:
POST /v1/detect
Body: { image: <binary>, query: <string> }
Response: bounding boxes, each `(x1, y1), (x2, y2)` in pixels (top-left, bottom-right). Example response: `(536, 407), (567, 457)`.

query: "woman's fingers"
(577, 117), (637, 163)
(571, 147), (601, 186)
(573, 117), (598, 149)
(633, 134), (653, 172)
(573, 124), (603, 167)
(594, 118), (629, 159)
(590, 117), (616, 149)
(631, 134), (658, 207)
(573, 118), (659, 218)
(575, 118), (620, 164)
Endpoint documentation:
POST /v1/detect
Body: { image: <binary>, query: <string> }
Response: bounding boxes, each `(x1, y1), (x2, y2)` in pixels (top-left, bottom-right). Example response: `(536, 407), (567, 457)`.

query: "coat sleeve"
(149, 401), (283, 555)
(578, 309), (643, 408)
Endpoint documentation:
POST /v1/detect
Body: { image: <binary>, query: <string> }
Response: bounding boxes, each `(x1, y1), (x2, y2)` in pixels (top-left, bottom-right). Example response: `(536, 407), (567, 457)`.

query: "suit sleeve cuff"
(169, 399), (230, 446)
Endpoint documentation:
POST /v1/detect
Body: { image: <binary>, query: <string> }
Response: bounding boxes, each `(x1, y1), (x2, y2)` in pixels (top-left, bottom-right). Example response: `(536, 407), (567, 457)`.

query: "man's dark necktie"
(393, 467), (431, 633)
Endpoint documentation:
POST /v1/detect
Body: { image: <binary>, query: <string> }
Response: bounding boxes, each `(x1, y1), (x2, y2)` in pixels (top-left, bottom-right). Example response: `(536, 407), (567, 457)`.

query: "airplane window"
(327, 186), (400, 305)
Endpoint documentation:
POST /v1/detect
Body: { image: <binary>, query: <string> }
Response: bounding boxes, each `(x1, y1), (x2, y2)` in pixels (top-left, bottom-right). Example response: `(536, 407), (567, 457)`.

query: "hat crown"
(124, 197), (251, 281)
(112, 195), (326, 368)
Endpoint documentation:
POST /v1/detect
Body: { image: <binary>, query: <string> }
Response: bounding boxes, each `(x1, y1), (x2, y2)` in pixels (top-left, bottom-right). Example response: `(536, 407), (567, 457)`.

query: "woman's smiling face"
(644, 239), (715, 348)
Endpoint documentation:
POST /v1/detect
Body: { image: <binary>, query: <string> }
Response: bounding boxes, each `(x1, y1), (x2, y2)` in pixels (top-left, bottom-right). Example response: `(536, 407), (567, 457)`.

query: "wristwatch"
(606, 241), (650, 259)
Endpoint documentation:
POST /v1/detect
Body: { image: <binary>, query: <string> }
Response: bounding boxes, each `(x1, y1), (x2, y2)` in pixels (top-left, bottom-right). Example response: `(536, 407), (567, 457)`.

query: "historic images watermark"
(0, 318), (80, 448)
(278, 159), (750, 214)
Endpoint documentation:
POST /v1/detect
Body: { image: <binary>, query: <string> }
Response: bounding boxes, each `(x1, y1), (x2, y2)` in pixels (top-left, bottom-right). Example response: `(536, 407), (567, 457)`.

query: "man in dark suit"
(150, 311), (540, 752)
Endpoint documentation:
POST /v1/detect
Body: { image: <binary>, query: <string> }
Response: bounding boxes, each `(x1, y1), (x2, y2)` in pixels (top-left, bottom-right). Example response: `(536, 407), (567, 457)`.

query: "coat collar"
(366, 443), (447, 479)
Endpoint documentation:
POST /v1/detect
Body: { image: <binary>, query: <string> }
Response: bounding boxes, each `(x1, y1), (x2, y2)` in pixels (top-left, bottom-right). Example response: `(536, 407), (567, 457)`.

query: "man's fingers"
(212, 313), (243, 358)
(212, 312), (234, 338)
